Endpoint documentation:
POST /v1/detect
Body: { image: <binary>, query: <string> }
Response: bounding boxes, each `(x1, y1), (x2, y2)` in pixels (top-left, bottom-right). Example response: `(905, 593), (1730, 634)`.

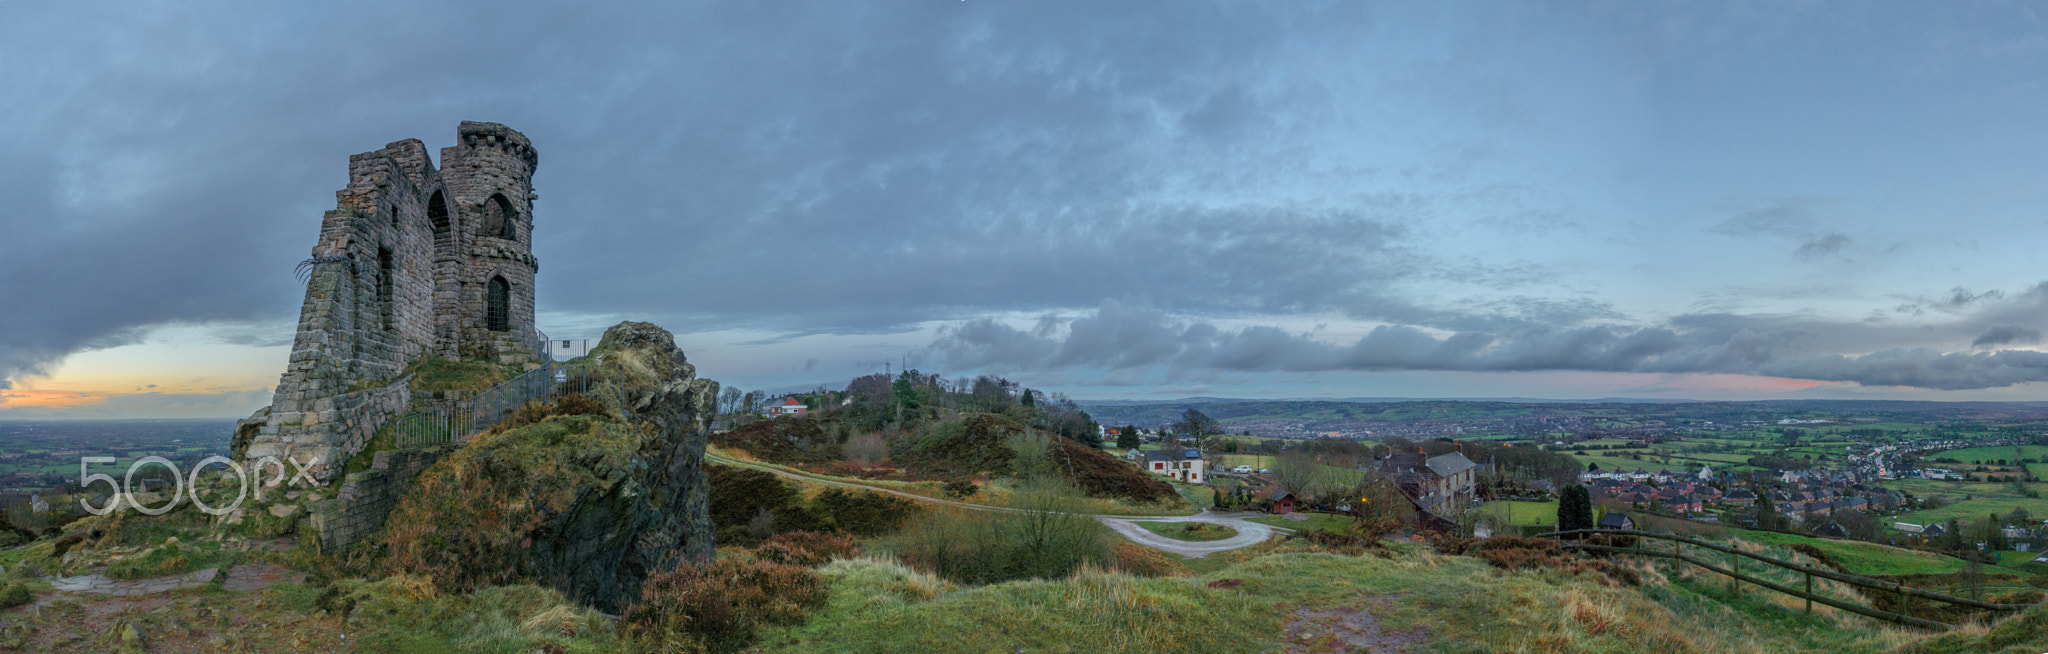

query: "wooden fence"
(1536, 528), (2036, 631)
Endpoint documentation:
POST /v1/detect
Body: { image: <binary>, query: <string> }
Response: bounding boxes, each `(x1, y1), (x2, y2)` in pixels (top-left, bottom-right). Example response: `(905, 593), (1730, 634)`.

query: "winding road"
(705, 452), (1288, 557)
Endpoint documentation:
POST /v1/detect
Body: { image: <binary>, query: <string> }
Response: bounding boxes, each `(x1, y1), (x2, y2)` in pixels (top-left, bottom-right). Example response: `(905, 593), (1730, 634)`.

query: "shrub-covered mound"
(705, 464), (920, 546)
(372, 321), (721, 615)
(712, 416), (841, 465)
(891, 415), (1174, 503)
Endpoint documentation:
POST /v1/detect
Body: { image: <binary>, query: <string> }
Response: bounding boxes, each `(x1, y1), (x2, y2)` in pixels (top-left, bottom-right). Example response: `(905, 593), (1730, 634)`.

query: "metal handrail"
(393, 361), (621, 449)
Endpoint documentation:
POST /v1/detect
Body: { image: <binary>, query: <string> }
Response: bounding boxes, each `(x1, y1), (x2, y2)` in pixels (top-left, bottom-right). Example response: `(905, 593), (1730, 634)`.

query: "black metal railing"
(1536, 528), (2038, 630)
(394, 361), (621, 449)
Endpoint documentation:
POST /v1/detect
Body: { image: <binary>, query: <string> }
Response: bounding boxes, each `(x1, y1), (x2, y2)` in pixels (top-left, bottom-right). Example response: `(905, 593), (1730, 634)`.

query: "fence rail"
(394, 361), (621, 449)
(1536, 528), (2036, 630)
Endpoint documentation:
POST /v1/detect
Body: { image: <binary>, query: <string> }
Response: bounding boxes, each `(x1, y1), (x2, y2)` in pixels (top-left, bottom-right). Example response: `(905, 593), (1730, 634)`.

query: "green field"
(1494, 500), (1557, 526)
(1210, 453), (1364, 486)
(1883, 477), (2041, 526)
(1132, 521), (1238, 542)
(1929, 444), (2048, 465)
(1993, 550), (2047, 571)
(1895, 496), (2043, 528)
(1728, 529), (1970, 576)
(2029, 463), (2048, 480)
(1247, 512), (1354, 533)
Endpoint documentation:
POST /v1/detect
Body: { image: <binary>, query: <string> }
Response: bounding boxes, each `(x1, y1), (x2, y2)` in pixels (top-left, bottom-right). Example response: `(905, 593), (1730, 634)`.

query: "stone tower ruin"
(233, 121), (545, 481)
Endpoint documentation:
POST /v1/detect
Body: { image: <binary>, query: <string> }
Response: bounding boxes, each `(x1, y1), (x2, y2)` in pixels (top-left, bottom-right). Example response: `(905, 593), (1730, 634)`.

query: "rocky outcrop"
(536, 321), (720, 612)
(372, 321), (719, 613)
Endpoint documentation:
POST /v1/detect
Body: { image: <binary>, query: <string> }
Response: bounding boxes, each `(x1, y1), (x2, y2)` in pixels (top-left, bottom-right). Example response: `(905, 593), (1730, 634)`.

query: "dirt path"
(706, 453), (1289, 553)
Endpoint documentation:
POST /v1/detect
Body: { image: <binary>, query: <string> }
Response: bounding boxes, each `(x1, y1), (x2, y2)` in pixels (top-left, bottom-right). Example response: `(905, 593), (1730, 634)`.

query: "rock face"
(374, 321), (718, 613)
(534, 321), (720, 612)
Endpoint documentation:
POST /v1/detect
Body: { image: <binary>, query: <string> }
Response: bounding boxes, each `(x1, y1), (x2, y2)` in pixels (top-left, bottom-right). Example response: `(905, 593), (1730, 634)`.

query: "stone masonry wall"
(232, 378), (411, 482)
(306, 444), (455, 552)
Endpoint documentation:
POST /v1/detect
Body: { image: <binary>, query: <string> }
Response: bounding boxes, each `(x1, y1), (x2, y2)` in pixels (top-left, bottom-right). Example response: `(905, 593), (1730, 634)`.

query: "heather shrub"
(1464, 536), (1641, 587)
(756, 531), (863, 567)
(813, 488), (919, 535)
(620, 559), (830, 654)
(0, 583), (32, 610)
(706, 464), (824, 547)
(942, 479), (978, 499)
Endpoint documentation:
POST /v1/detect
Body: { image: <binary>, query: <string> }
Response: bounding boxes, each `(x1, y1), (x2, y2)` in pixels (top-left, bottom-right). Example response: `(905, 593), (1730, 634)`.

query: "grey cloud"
(1795, 233), (1852, 259)
(5, 0), (1550, 382)
(1708, 198), (1857, 260)
(925, 293), (2048, 390)
(1972, 324), (2041, 348)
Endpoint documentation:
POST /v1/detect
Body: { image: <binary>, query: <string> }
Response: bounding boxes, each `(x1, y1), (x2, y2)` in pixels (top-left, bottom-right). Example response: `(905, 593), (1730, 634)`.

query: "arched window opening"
(485, 193), (517, 241)
(486, 276), (510, 332)
(378, 248), (395, 331)
(428, 190), (450, 237)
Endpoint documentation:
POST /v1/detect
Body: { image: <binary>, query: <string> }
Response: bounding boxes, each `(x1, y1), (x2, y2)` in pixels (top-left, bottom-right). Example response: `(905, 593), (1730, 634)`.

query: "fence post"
(1730, 550), (1739, 596)
(1804, 572), (1812, 614)
(1900, 581), (1910, 620)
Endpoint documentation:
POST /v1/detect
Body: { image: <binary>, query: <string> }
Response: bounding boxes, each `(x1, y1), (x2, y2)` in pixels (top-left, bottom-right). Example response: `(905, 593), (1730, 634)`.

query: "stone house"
(1376, 451), (1479, 518)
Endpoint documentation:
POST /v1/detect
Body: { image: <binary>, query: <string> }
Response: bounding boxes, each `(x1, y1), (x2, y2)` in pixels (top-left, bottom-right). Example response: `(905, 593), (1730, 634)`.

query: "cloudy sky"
(5, 1), (2048, 419)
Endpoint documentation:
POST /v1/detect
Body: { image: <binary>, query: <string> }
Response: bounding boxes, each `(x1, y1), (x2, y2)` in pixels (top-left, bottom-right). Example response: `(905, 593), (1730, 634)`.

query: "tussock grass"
(330, 575), (616, 653)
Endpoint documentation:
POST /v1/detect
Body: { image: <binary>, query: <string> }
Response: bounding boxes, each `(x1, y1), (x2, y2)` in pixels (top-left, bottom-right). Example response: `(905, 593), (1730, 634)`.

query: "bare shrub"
(844, 433), (888, 464)
(620, 559), (830, 654)
(756, 531), (864, 567)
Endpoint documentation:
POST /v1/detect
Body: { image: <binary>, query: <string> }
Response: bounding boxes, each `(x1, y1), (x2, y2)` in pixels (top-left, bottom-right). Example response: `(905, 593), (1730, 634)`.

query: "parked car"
(1232, 465), (1253, 473)
(1257, 468), (1272, 475)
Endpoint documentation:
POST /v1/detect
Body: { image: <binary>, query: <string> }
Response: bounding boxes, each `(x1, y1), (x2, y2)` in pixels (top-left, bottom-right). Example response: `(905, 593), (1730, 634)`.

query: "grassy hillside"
(1729, 529), (1971, 576)
(722, 413), (1180, 505)
(751, 541), (2048, 654)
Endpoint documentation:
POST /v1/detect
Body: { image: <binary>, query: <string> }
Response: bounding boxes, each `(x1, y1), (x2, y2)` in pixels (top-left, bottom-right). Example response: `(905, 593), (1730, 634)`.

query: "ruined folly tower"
(233, 122), (544, 481)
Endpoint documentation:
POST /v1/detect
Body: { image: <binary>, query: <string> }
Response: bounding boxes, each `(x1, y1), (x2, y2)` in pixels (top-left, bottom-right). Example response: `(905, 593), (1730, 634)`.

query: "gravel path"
(1099, 511), (1283, 558)
(706, 453), (1288, 554)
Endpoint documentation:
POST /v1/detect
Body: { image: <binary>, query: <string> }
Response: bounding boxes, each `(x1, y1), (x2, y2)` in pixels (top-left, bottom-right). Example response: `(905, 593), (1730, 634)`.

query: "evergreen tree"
(1115, 430), (1140, 450)
(1754, 494), (1783, 530)
(1559, 484), (1593, 535)
(1021, 388), (1035, 407)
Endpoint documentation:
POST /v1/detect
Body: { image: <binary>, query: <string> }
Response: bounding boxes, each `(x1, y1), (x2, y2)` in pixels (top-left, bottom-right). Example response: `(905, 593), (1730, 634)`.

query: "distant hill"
(1079, 397), (2048, 437)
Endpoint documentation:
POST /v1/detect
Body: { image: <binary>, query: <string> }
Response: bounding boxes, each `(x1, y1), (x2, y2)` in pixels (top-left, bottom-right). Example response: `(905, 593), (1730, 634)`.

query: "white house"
(1144, 448), (1206, 483)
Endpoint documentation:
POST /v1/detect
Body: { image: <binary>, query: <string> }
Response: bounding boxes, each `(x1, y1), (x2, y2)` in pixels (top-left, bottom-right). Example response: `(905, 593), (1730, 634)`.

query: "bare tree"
(1175, 409), (1220, 442)
(845, 433), (889, 464)
(719, 387), (744, 415)
(1272, 450), (1322, 499)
